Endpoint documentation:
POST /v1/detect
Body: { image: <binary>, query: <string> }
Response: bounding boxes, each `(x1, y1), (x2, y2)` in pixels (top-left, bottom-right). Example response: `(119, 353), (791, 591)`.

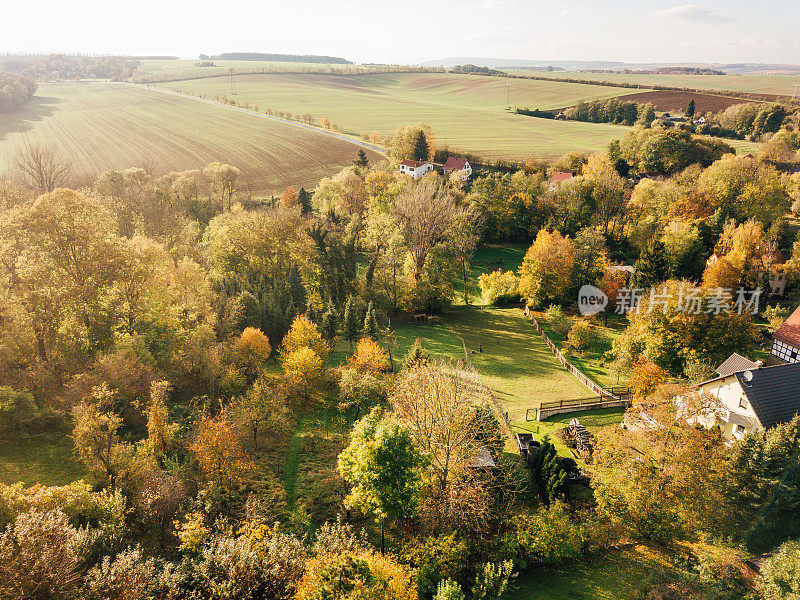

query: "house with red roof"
(771, 305), (800, 364)
(397, 159), (434, 179)
(443, 157), (473, 182)
(548, 170), (575, 192)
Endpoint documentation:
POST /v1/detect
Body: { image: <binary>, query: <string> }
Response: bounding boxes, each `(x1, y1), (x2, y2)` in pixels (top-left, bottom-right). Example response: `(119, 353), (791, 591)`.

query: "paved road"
(126, 82), (387, 156)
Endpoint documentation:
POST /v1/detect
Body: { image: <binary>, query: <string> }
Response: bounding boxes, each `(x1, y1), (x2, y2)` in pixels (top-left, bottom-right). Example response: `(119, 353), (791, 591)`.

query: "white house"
(443, 157), (473, 182)
(692, 358), (800, 441)
(771, 305), (800, 364)
(397, 159), (434, 179)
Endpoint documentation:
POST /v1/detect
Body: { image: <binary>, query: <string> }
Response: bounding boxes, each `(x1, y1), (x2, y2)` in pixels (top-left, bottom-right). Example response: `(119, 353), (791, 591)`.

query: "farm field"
(132, 58), (376, 82)
(161, 72), (761, 160)
(160, 72), (647, 161)
(505, 69), (800, 96)
(0, 81), (382, 193)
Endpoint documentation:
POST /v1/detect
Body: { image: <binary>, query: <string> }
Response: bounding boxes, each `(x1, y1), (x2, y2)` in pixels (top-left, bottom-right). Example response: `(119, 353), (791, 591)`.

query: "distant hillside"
(203, 52), (351, 64)
(422, 57), (800, 75)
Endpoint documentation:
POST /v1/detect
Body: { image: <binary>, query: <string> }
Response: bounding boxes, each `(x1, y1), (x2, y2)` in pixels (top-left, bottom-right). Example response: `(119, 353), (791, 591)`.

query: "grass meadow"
(160, 72), (642, 161)
(0, 82), (381, 194)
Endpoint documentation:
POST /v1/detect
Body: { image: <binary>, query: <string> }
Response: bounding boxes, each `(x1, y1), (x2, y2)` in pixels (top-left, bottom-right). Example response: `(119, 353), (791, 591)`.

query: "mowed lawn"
(161, 72), (643, 161)
(0, 82), (382, 193)
(509, 544), (677, 600)
(0, 433), (87, 486)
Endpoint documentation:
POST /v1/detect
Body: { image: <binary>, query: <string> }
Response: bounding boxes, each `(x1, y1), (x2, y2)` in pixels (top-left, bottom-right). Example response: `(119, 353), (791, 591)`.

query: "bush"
(545, 305), (571, 337)
(563, 320), (596, 354)
(0, 387), (38, 432)
(478, 270), (520, 306)
(0, 481), (126, 529)
(758, 540), (800, 600)
(511, 502), (584, 566)
(0, 510), (88, 599)
(83, 548), (164, 600)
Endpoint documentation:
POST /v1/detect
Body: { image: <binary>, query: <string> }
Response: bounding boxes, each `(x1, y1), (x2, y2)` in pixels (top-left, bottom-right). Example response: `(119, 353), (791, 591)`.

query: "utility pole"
(229, 68), (237, 95)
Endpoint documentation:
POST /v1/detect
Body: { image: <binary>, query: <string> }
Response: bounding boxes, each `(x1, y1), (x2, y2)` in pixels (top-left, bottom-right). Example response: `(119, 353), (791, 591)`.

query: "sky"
(3, 0), (800, 65)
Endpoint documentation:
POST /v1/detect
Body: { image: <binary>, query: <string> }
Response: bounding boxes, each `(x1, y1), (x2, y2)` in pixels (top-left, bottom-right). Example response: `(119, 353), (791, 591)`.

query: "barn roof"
(444, 157), (469, 171)
(735, 362), (800, 429)
(774, 306), (800, 349)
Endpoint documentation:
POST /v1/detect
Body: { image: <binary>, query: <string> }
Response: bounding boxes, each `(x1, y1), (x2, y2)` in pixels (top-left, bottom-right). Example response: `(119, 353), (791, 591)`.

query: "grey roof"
(715, 353), (760, 378)
(735, 362), (800, 429)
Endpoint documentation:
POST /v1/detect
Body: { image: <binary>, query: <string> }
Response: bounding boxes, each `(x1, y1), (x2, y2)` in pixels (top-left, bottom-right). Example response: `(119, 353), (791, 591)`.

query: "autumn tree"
(203, 162), (240, 211)
(231, 376), (290, 447)
(147, 380), (172, 461)
(389, 123), (435, 162)
(190, 414), (255, 491)
(280, 186), (298, 207)
(72, 387), (123, 481)
(338, 408), (426, 552)
(518, 230), (575, 307)
(349, 336), (390, 374)
(282, 314), (329, 360)
(394, 176), (464, 279)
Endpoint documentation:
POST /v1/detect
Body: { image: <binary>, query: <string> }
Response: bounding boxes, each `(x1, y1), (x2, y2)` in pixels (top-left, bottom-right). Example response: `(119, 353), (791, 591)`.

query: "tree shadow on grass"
(0, 95), (60, 142)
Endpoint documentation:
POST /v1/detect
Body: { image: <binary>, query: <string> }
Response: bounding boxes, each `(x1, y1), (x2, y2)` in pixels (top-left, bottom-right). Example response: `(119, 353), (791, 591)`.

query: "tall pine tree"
(342, 295), (361, 349)
(686, 99), (696, 119)
(630, 240), (669, 289)
(353, 148), (370, 169)
(297, 187), (312, 215)
(403, 338), (430, 370)
(321, 300), (339, 341)
(362, 301), (379, 338)
(411, 130), (429, 161)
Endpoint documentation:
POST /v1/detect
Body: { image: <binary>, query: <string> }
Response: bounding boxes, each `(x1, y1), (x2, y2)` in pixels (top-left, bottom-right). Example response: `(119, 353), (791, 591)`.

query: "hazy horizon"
(5, 0), (800, 66)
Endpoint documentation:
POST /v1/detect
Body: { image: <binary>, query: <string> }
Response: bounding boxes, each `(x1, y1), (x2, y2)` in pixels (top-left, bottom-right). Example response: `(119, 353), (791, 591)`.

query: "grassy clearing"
(0, 82), (381, 194)
(160, 72), (759, 161)
(455, 244), (528, 305)
(509, 544), (678, 600)
(535, 311), (627, 389)
(503, 70), (800, 96)
(0, 432), (87, 486)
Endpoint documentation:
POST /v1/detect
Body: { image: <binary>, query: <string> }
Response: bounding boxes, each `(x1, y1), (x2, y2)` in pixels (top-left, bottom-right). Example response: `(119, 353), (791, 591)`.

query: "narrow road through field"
(123, 82), (387, 155)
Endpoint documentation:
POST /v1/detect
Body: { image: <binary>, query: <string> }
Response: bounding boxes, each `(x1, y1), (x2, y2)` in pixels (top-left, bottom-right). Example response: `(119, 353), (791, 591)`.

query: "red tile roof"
(774, 306), (800, 349)
(444, 157), (469, 171)
(399, 159), (427, 168)
(549, 171), (575, 184)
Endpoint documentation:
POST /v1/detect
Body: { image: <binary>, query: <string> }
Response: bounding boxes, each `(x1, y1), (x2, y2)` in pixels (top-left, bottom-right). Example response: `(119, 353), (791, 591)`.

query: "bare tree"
(391, 362), (499, 490)
(14, 140), (71, 194)
(393, 176), (463, 279)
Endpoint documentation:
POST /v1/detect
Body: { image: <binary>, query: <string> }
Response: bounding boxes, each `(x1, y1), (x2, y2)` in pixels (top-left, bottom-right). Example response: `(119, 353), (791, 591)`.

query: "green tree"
(746, 460), (800, 553)
(353, 148), (370, 169)
(686, 99), (696, 118)
(338, 407), (426, 553)
(412, 129), (430, 161)
(630, 240), (669, 289)
(362, 301), (379, 338)
(403, 338), (430, 370)
(342, 296), (361, 349)
(758, 540), (800, 600)
(297, 187), (312, 215)
(321, 299), (340, 341)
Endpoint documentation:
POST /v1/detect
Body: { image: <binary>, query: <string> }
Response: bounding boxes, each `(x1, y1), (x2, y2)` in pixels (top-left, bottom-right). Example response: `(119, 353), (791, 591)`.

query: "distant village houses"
(443, 157), (473, 181)
(397, 156), (473, 183)
(548, 170), (575, 192)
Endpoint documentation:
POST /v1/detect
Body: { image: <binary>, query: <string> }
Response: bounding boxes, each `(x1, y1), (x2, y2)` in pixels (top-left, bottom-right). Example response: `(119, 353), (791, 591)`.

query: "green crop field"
(158, 72), (647, 161)
(504, 69), (800, 96)
(160, 72), (760, 160)
(132, 58), (375, 82)
(0, 82), (381, 193)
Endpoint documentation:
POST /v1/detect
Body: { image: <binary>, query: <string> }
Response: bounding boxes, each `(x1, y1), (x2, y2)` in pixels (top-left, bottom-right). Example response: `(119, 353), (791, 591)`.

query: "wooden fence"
(523, 306), (631, 420)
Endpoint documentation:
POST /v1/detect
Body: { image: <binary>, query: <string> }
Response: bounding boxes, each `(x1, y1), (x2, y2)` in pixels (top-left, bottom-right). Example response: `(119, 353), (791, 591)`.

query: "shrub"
(0, 510), (88, 599)
(478, 270), (520, 306)
(544, 305), (571, 337)
(512, 502), (584, 566)
(0, 481), (126, 529)
(758, 540), (800, 600)
(563, 320), (596, 354)
(296, 551), (416, 600)
(349, 337), (390, 374)
(83, 548), (163, 600)
(0, 387), (38, 432)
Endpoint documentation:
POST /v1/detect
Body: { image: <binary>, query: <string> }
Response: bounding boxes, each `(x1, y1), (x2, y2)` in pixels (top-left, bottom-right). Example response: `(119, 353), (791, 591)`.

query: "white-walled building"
(397, 159), (434, 179)
(693, 358), (800, 441)
(771, 306), (800, 363)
